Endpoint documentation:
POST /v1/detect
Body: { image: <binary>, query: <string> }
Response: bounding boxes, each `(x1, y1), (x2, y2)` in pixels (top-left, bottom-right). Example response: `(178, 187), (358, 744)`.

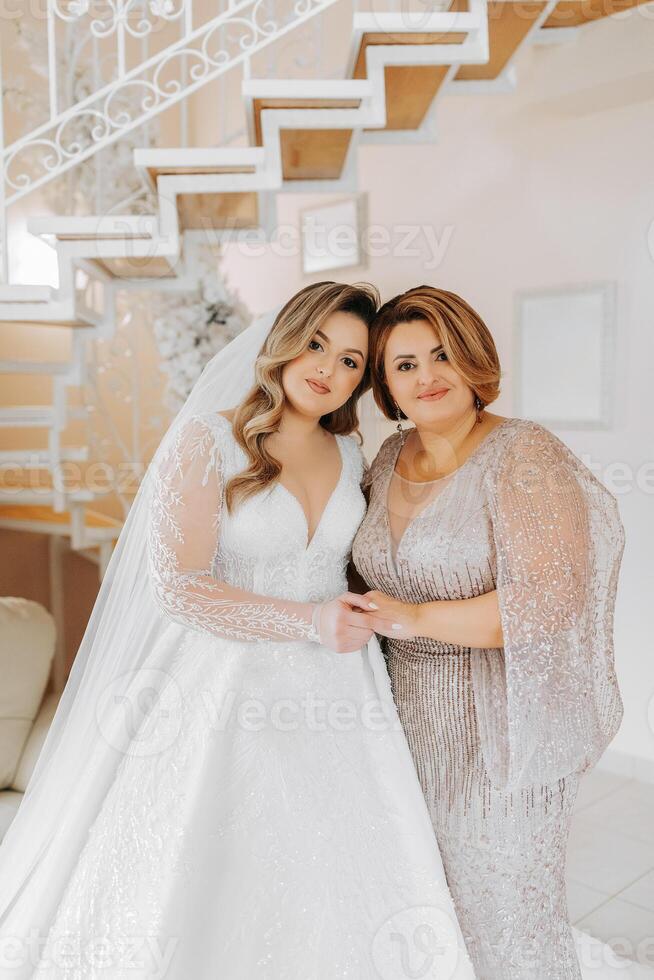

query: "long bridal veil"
(0, 307), (281, 934)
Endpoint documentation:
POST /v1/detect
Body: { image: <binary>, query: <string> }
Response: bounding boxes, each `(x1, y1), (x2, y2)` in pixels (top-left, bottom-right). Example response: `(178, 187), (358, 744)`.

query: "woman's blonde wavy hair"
(225, 280), (380, 512)
(368, 284), (501, 421)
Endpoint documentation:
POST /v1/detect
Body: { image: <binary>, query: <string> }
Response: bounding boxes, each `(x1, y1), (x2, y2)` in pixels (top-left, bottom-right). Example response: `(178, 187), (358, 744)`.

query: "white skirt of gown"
(6, 627), (474, 980)
(1, 628), (650, 980)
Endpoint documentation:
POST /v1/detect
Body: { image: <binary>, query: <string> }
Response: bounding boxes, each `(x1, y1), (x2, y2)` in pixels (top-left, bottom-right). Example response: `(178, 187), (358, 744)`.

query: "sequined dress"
(16, 413), (475, 980)
(352, 418), (627, 980)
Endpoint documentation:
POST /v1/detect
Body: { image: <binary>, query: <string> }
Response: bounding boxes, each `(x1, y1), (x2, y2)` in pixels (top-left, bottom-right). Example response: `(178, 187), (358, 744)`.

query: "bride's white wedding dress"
(1, 411), (650, 980)
(6, 412), (474, 980)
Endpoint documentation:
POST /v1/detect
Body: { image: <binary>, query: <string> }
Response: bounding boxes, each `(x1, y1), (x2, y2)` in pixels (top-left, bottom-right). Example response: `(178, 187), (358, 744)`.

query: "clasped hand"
(316, 591), (417, 653)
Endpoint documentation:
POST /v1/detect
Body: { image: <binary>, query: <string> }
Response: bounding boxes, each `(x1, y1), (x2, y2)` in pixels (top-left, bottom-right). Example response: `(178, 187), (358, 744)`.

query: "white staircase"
(0, 0), (647, 575)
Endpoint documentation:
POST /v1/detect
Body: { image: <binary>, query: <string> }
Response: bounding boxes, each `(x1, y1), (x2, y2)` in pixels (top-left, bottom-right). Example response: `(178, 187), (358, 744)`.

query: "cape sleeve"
(471, 422), (625, 790)
(147, 414), (319, 643)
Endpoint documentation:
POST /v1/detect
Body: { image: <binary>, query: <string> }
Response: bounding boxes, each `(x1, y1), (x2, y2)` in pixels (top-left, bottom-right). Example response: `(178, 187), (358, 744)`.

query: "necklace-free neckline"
(385, 419), (515, 567)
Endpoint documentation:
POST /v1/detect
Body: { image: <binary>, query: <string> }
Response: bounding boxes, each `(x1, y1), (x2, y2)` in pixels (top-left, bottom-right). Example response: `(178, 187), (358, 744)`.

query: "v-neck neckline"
(383, 419), (513, 568)
(210, 412), (347, 552)
(276, 433), (345, 550)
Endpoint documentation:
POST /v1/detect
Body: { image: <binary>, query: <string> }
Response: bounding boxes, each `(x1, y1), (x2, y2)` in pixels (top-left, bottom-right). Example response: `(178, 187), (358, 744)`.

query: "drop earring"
(395, 405), (404, 434)
(474, 395), (484, 424)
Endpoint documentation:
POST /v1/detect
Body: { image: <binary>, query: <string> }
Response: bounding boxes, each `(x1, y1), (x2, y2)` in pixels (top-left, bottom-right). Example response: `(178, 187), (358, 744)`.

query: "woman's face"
(382, 318), (475, 427)
(281, 311), (369, 418)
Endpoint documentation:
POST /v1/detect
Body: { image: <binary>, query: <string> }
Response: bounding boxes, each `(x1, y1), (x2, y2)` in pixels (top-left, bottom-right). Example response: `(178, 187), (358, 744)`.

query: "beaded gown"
(352, 417), (628, 980)
(4, 412), (475, 980)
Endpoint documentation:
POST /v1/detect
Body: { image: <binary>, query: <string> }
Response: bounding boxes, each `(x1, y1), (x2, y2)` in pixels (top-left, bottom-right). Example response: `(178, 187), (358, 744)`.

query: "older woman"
(351, 285), (625, 980)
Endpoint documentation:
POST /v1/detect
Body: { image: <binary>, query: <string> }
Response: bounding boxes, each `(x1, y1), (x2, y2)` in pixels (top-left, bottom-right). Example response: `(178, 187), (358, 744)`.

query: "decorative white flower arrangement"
(152, 248), (251, 412)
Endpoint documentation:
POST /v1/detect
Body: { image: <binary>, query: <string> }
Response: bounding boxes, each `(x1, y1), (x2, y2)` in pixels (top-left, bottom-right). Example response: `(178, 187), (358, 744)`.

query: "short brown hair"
(369, 285), (501, 420)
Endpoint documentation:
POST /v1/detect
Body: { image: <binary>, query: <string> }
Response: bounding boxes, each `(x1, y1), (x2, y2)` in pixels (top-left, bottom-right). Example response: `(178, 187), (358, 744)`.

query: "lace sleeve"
(147, 415), (319, 643)
(471, 422), (625, 790)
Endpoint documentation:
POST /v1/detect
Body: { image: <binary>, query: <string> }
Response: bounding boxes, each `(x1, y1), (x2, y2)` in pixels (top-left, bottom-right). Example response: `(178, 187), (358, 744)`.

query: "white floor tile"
(578, 782), (654, 845)
(577, 897), (654, 967)
(567, 817), (654, 895)
(567, 879), (613, 923)
(619, 871), (654, 914)
(575, 771), (634, 812)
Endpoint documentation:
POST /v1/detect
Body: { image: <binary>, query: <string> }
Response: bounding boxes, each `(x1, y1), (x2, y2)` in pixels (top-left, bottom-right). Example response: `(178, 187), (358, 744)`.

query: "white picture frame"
(514, 282), (616, 430)
(300, 196), (365, 275)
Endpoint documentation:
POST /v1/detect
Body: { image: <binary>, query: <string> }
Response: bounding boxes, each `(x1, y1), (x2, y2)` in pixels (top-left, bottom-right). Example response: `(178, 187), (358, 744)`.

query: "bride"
(0, 281), (475, 980)
(0, 279), (649, 980)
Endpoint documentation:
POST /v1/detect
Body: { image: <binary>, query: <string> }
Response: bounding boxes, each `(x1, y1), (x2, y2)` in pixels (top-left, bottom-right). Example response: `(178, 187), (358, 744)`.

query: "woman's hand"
(353, 590), (420, 640)
(315, 593), (376, 653)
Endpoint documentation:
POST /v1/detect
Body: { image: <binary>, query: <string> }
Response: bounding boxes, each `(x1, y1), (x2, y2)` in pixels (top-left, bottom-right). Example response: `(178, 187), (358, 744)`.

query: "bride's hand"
(354, 590), (419, 640)
(315, 593), (375, 653)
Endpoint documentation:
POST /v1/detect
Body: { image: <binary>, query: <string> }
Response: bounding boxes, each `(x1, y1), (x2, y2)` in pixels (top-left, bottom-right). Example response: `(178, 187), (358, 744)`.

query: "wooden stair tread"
(455, 1), (547, 81)
(253, 98), (362, 147)
(281, 129), (354, 181)
(543, 0), (650, 27)
(0, 503), (121, 529)
(352, 31), (468, 131)
(178, 192), (259, 230)
(353, 31), (471, 83)
(374, 65), (451, 131)
(91, 256), (177, 279)
(146, 165), (257, 179)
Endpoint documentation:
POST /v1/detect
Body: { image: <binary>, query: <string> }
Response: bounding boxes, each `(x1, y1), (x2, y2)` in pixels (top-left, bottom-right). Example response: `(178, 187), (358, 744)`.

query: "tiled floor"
(568, 769), (654, 966)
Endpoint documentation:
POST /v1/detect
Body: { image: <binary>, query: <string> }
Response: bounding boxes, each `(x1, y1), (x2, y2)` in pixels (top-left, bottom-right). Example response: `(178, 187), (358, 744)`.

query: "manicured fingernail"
(392, 623), (403, 631)
(368, 602), (378, 609)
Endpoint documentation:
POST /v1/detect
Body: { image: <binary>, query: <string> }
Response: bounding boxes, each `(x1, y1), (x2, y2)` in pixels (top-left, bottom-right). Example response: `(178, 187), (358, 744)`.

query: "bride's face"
(281, 311), (369, 418)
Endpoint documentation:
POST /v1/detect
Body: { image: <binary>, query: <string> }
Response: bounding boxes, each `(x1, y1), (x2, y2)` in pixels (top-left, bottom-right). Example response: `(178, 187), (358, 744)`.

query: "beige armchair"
(0, 597), (59, 842)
